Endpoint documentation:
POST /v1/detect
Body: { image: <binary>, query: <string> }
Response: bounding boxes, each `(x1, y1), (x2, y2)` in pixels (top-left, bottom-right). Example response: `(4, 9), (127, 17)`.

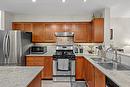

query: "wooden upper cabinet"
(32, 23), (45, 43)
(45, 23), (64, 43)
(63, 23), (73, 32)
(12, 21), (104, 43)
(92, 18), (104, 43)
(74, 23), (91, 43)
(23, 23), (33, 32)
(12, 22), (32, 32)
(12, 23), (24, 30)
(44, 24), (56, 42)
(55, 23), (65, 32)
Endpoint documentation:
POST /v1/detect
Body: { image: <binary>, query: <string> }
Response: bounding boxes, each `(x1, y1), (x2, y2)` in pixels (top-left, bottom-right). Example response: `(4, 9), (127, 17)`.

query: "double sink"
(91, 58), (130, 70)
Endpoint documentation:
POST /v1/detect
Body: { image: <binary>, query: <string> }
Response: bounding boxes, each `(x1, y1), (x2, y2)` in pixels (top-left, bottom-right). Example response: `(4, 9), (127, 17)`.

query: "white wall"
(0, 10), (5, 30)
(103, 8), (111, 47)
(110, 18), (130, 53)
(0, 11), (14, 30)
(13, 14), (92, 22)
(4, 11), (14, 30)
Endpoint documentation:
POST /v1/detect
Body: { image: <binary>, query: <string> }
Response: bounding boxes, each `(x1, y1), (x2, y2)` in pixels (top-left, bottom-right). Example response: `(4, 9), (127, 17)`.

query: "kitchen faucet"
(97, 45), (122, 63)
(106, 45), (122, 63)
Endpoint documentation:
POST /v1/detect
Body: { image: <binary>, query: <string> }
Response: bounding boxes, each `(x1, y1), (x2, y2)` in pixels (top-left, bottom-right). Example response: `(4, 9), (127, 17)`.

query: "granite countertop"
(0, 66), (43, 87)
(26, 51), (55, 56)
(26, 52), (130, 87)
(77, 54), (130, 87)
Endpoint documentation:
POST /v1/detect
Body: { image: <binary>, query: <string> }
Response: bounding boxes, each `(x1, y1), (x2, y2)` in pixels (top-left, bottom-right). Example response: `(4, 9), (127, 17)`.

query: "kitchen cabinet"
(83, 57), (106, 87)
(26, 56), (53, 79)
(12, 22), (32, 32)
(12, 21), (104, 43)
(32, 23), (45, 43)
(84, 59), (95, 87)
(27, 72), (42, 87)
(92, 18), (104, 43)
(76, 57), (84, 80)
(23, 23), (33, 32)
(44, 23), (65, 42)
(12, 22), (24, 31)
(43, 56), (53, 79)
(95, 67), (105, 87)
(74, 23), (92, 43)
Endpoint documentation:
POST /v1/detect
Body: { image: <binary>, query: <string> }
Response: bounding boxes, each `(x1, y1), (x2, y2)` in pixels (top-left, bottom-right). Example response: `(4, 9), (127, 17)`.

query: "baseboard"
(42, 79), (53, 80)
(76, 79), (85, 81)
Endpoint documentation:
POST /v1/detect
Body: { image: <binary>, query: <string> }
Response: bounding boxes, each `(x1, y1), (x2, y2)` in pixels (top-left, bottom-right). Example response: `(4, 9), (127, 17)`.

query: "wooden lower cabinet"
(26, 56), (53, 79)
(27, 72), (42, 87)
(95, 67), (105, 87)
(83, 57), (106, 87)
(76, 57), (84, 80)
(84, 59), (95, 87)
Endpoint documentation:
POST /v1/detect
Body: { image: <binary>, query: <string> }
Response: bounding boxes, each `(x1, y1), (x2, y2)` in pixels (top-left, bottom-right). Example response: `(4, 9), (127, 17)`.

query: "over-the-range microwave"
(30, 46), (47, 54)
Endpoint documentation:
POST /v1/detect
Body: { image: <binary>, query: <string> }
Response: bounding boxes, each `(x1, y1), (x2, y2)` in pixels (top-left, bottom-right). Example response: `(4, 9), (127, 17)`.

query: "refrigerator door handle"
(3, 33), (7, 64)
(5, 33), (10, 63)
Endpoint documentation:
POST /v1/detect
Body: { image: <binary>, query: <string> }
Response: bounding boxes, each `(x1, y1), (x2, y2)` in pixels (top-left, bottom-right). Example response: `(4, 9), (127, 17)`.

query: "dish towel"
(57, 59), (69, 71)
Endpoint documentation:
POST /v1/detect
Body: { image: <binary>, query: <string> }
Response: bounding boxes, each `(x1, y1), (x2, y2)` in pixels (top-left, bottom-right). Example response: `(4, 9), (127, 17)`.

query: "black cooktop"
(53, 50), (75, 60)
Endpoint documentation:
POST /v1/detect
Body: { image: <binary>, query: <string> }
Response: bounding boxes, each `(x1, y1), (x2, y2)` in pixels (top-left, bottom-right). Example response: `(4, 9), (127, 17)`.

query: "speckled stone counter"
(76, 53), (130, 87)
(26, 52), (130, 87)
(0, 66), (43, 87)
(26, 51), (55, 56)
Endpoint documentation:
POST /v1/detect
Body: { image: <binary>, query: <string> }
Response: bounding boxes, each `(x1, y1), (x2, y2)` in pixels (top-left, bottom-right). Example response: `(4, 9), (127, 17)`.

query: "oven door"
(53, 57), (75, 81)
(53, 58), (71, 76)
(57, 58), (71, 71)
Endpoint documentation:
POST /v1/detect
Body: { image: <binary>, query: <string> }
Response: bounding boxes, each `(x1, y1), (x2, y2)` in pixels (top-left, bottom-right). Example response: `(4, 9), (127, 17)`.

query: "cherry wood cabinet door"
(26, 56), (53, 79)
(23, 23), (33, 32)
(73, 23), (91, 43)
(55, 23), (65, 32)
(76, 57), (84, 80)
(92, 18), (104, 43)
(32, 23), (45, 43)
(42, 56), (53, 79)
(12, 22), (24, 30)
(87, 62), (95, 87)
(63, 23), (73, 32)
(84, 58), (88, 85)
(44, 23), (56, 42)
(84, 59), (95, 87)
(27, 72), (42, 87)
(95, 67), (105, 87)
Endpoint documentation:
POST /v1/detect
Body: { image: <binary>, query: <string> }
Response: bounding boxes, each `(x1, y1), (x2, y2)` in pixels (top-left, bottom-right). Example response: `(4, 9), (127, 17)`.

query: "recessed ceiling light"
(62, 0), (66, 3)
(83, 0), (87, 2)
(32, 0), (36, 3)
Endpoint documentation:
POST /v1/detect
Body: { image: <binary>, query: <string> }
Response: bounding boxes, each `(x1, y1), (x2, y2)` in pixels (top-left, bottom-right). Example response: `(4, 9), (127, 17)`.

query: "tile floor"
(42, 80), (86, 87)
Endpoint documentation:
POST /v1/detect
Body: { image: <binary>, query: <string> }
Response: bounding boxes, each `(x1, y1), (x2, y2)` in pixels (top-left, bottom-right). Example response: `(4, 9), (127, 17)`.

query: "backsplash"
(33, 43), (102, 54)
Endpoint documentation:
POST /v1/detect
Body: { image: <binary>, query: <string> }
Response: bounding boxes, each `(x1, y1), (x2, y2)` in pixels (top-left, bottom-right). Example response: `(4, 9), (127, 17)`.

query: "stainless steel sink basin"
(98, 62), (130, 70)
(91, 58), (112, 63)
(91, 57), (130, 70)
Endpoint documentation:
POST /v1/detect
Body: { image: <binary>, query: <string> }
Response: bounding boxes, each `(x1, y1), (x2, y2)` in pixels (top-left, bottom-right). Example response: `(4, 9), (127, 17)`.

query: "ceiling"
(0, 0), (130, 17)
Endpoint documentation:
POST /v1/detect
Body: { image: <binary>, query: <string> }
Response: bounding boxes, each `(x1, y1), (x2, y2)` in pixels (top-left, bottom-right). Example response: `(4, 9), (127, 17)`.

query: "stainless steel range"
(53, 32), (75, 82)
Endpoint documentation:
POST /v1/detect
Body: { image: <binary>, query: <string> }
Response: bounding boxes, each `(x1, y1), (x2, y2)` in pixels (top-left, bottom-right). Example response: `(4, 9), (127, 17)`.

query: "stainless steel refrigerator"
(0, 30), (32, 66)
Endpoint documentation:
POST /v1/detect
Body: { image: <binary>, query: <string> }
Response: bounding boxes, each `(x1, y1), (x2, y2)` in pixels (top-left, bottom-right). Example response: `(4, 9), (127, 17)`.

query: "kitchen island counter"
(0, 66), (43, 87)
